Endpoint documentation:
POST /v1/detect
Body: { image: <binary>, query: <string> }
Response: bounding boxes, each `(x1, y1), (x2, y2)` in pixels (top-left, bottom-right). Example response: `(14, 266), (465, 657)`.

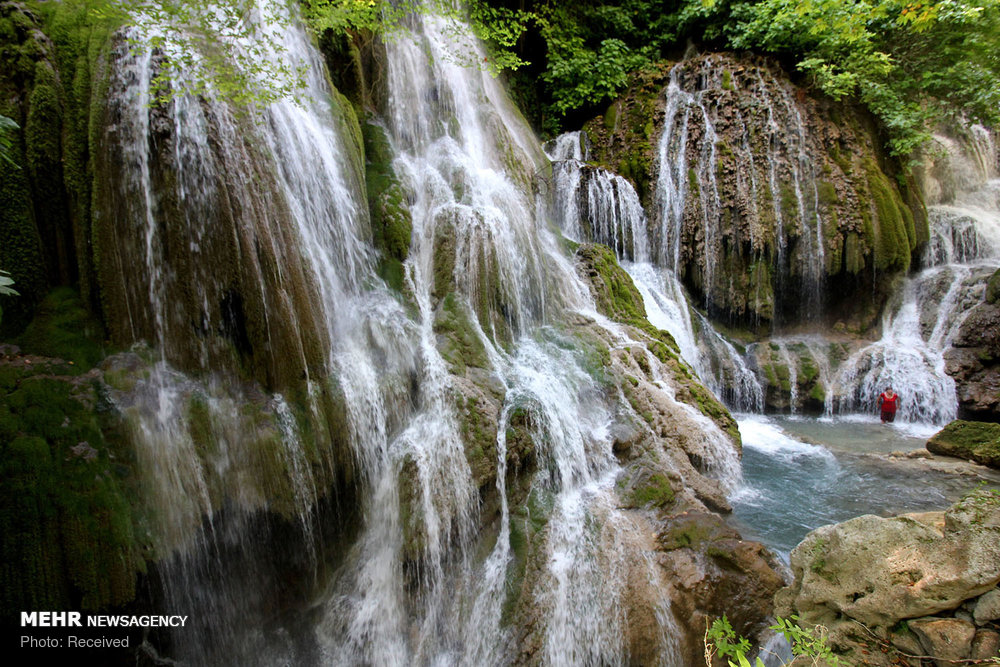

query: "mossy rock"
(362, 120), (411, 292)
(575, 243), (646, 323)
(657, 511), (735, 551)
(926, 420), (1000, 469)
(575, 243), (739, 443)
(0, 360), (145, 616)
(17, 287), (105, 370)
(625, 472), (675, 510)
(433, 293), (489, 374)
(863, 158), (916, 273)
(986, 268), (1000, 306)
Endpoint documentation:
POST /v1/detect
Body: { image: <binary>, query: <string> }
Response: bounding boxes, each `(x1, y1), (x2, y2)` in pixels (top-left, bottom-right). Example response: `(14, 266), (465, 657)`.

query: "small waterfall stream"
(833, 175), (1000, 424)
(546, 135), (764, 413)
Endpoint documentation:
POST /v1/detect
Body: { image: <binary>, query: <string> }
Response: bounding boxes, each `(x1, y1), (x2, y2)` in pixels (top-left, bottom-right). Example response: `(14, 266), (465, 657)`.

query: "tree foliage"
(34, 0), (1000, 154)
(523, 0), (1000, 154)
(721, 0), (1000, 155)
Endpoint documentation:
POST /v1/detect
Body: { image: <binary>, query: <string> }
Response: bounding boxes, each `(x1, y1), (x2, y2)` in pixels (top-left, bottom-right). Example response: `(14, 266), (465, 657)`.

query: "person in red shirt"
(878, 387), (899, 423)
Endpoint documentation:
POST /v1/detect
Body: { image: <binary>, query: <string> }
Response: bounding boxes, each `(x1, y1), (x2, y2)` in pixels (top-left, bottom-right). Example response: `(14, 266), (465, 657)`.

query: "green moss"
(604, 101), (619, 130)
(779, 181), (798, 222)
(629, 473), (675, 509)
(927, 420), (1000, 468)
(687, 379), (741, 444)
(616, 151), (650, 202)
(576, 243), (647, 322)
(721, 70), (733, 91)
(762, 362), (778, 386)
(432, 223), (457, 301)
(817, 181), (838, 207)
(17, 287), (105, 370)
(458, 394), (497, 488)
(687, 167), (699, 195)
(187, 394), (217, 458)
(829, 143), (853, 175)
(808, 383), (825, 403)
(659, 522), (711, 551)
(0, 366), (144, 616)
(844, 231), (865, 275)
(808, 537), (828, 574)
(799, 354), (819, 384)
(433, 293), (489, 374)
(864, 158), (915, 272)
(362, 121), (412, 290)
(502, 484), (554, 624)
(377, 257), (406, 293)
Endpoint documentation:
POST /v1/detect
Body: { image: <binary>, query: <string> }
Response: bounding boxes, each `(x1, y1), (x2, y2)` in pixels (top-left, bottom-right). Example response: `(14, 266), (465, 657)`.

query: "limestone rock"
(776, 491), (1000, 643)
(889, 629), (924, 657)
(974, 588), (1000, 625)
(659, 512), (785, 666)
(971, 629), (1000, 661)
(943, 270), (1000, 421)
(909, 617), (976, 667)
(582, 53), (924, 332)
(926, 420), (1000, 469)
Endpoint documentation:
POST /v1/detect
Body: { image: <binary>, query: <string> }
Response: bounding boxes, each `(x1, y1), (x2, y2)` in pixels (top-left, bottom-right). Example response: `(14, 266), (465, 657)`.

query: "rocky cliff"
(945, 268), (1000, 421)
(583, 53), (927, 333)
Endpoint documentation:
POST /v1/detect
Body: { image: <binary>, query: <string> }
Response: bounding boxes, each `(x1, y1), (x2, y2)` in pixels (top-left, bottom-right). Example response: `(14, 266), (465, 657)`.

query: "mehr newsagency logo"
(21, 611), (188, 627)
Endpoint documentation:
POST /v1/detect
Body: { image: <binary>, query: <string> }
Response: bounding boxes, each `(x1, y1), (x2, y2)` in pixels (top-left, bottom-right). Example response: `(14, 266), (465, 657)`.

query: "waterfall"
(833, 175), (1000, 425)
(88, 1), (758, 661)
(654, 58), (827, 323)
(547, 135), (764, 413)
(96, 1), (425, 662)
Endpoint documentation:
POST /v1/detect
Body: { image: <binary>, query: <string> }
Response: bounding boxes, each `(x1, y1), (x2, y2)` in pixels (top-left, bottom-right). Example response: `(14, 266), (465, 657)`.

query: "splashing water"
(833, 175), (1000, 426)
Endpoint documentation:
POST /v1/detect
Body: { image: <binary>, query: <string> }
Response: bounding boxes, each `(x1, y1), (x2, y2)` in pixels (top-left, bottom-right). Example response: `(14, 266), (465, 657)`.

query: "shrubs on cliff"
(498, 0), (1000, 156)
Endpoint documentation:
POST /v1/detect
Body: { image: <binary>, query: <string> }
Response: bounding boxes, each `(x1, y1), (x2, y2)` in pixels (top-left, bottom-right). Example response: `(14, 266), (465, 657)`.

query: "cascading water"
(98, 1), (425, 662)
(654, 57), (828, 324)
(832, 154), (1000, 426)
(311, 10), (744, 664)
(546, 135), (764, 412)
(92, 2), (758, 664)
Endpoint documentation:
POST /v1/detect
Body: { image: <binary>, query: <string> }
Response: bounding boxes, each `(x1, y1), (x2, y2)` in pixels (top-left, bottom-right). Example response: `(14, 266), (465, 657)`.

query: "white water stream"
(90, 1), (1000, 663)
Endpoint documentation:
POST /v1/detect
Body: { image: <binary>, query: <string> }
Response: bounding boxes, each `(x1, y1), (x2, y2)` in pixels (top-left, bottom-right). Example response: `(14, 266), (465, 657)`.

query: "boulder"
(775, 490), (1000, 662)
(926, 420), (1000, 469)
(659, 512), (786, 665)
(974, 587), (1000, 625)
(909, 617), (976, 667)
(971, 629), (1000, 661)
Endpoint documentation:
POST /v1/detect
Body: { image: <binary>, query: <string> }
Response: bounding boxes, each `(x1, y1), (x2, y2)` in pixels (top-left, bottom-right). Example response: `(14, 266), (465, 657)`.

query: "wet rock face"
(944, 269), (1000, 421)
(775, 491), (1000, 666)
(657, 512), (786, 665)
(915, 126), (1000, 207)
(584, 53), (926, 332)
(927, 420), (1000, 469)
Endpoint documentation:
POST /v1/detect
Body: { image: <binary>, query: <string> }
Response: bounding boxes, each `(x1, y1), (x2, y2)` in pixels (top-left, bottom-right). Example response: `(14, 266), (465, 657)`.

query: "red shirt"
(879, 392), (898, 412)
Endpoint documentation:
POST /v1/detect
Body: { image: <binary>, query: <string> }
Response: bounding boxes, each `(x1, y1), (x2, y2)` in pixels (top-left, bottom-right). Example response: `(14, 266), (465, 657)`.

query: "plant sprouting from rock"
(705, 614), (842, 667)
(0, 115), (18, 168)
(0, 270), (19, 328)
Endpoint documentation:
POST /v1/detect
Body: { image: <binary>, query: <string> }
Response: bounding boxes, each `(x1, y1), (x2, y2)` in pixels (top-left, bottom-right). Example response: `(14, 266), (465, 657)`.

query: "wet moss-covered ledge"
(0, 289), (142, 615)
(927, 420), (1000, 469)
(574, 242), (740, 446)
